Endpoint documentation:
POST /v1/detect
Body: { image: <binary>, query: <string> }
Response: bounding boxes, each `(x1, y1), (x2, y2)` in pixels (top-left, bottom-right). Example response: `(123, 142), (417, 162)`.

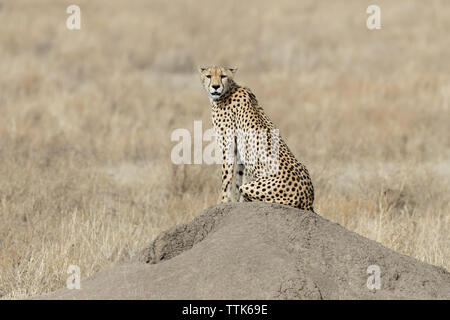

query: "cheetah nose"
(212, 85), (220, 90)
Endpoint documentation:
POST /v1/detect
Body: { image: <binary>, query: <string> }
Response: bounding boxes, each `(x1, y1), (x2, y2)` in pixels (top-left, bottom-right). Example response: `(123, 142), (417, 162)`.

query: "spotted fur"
(199, 66), (315, 212)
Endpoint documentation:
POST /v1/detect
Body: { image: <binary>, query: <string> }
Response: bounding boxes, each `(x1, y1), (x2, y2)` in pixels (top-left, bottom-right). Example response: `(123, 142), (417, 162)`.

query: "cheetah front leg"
(236, 166), (254, 202)
(235, 150), (245, 202)
(218, 133), (236, 203)
(220, 160), (234, 203)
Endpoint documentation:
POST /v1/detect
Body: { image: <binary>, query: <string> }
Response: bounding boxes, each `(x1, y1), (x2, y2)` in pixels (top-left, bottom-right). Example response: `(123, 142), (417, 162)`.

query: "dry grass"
(0, 0), (449, 299)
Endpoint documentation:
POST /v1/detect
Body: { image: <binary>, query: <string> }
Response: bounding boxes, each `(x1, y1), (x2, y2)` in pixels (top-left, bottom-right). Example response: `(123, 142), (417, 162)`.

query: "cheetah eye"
(220, 75), (227, 79)
(206, 75), (211, 79)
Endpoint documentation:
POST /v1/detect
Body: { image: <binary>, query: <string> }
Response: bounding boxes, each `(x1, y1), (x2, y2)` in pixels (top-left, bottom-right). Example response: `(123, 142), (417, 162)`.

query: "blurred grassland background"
(0, 0), (449, 298)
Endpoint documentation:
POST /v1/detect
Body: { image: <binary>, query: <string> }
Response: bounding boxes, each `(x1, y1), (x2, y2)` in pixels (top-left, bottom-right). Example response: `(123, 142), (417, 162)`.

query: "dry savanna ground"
(0, 0), (449, 299)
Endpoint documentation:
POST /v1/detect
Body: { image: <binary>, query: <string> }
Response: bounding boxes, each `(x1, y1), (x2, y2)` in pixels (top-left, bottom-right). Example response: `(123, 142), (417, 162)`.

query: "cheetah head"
(198, 66), (237, 100)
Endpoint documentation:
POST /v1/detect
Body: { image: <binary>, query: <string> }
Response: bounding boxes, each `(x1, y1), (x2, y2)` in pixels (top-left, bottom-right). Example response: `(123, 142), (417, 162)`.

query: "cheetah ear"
(228, 67), (237, 75)
(198, 67), (207, 74)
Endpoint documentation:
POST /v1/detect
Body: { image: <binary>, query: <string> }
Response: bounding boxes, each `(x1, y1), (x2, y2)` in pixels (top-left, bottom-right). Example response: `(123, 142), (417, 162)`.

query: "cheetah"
(199, 66), (315, 212)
